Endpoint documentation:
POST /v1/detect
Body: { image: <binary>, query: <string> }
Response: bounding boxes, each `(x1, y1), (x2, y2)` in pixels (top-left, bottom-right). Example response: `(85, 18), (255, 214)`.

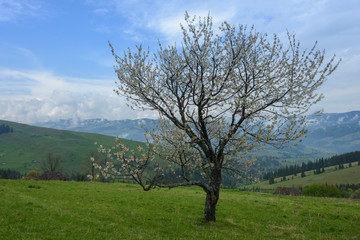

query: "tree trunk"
(203, 188), (220, 221)
(203, 168), (221, 222)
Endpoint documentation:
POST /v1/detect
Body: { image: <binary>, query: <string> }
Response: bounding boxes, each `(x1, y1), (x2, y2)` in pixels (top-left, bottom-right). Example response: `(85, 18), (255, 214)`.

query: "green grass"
(0, 120), (142, 174)
(247, 162), (360, 192)
(1, 180), (359, 239)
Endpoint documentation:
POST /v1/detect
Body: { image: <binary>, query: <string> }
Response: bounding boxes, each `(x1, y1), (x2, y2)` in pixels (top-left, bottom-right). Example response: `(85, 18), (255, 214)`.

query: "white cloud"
(313, 84), (360, 113)
(86, 0), (358, 57)
(93, 8), (109, 15)
(0, 68), (157, 123)
(0, 68), (110, 97)
(85, 0), (359, 50)
(87, 0), (240, 43)
(0, 0), (42, 22)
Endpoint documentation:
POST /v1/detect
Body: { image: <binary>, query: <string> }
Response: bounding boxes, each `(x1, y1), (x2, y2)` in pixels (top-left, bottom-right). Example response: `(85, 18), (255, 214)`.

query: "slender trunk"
(203, 168), (221, 222)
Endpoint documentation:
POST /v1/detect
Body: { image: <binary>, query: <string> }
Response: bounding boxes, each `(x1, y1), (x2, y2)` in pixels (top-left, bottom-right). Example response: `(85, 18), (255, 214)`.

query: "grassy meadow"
(1, 180), (360, 239)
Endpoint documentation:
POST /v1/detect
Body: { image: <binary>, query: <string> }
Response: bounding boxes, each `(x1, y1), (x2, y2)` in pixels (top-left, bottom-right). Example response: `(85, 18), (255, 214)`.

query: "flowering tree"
(94, 13), (339, 221)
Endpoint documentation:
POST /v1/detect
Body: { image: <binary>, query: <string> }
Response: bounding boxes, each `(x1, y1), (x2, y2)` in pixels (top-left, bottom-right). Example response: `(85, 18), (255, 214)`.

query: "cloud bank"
(0, 68), (157, 123)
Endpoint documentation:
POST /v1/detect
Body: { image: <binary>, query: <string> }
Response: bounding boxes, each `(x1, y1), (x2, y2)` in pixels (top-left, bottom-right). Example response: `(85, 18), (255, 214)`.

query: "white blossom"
(96, 12), (339, 221)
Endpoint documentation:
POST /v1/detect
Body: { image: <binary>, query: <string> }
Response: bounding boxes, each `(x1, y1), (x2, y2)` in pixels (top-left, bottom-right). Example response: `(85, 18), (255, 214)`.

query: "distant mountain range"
(34, 118), (157, 142)
(34, 111), (360, 155)
(303, 111), (360, 153)
(306, 111), (360, 128)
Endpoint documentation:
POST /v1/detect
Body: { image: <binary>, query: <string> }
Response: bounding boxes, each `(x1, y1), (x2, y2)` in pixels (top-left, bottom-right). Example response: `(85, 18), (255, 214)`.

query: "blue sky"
(0, 0), (359, 123)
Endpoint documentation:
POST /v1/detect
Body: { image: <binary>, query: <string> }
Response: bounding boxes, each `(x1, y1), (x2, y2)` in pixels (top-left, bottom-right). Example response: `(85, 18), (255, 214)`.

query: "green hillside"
(0, 120), (140, 175)
(1, 180), (360, 239)
(246, 162), (360, 192)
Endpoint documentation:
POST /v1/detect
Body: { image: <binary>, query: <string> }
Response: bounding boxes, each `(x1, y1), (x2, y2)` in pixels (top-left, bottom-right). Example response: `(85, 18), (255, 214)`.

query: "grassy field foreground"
(1, 180), (359, 239)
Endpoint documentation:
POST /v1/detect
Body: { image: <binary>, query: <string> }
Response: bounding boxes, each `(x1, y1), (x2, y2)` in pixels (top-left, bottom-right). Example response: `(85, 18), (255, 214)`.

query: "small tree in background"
(39, 152), (66, 180)
(40, 152), (63, 173)
(94, 12), (340, 221)
(269, 176), (275, 185)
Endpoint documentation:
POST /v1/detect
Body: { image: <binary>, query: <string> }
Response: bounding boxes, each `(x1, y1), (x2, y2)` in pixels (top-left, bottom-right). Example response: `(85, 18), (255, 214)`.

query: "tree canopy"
(95, 13), (339, 221)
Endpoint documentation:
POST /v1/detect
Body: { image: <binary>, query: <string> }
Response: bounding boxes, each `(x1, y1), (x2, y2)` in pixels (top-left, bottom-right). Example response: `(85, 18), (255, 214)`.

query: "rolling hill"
(0, 120), (141, 175)
(245, 161), (360, 192)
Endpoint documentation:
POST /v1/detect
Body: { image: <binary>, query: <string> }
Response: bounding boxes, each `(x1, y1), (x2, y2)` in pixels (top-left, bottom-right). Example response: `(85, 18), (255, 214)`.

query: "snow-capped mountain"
(34, 111), (360, 153)
(307, 111), (360, 129)
(302, 111), (360, 153)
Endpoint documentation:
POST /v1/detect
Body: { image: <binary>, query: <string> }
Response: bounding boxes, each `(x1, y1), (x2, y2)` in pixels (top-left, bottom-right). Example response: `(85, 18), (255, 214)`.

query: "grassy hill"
(1, 118), (359, 188)
(246, 162), (360, 192)
(0, 180), (359, 239)
(0, 120), (140, 175)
